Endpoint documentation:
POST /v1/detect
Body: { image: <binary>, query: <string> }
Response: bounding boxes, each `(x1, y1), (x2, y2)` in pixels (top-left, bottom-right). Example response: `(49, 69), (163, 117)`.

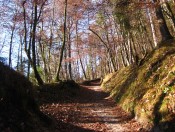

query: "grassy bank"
(101, 40), (175, 131)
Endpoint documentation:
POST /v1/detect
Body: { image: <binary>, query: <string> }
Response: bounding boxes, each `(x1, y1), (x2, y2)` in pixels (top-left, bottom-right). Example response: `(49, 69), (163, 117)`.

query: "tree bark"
(31, 3), (44, 85)
(147, 8), (158, 47)
(68, 32), (72, 80)
(9, 26), (15, 67)
(153, 0), (173, 42)
(55, 0), (68, 81)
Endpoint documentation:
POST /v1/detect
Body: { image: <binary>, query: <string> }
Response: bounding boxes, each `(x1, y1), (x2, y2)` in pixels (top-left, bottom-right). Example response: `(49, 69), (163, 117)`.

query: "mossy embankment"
(101, 40), (175, 131)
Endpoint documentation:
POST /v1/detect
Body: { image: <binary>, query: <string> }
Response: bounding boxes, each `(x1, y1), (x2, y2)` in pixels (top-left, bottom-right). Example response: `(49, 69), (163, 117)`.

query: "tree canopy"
(0, 0), (175, 85)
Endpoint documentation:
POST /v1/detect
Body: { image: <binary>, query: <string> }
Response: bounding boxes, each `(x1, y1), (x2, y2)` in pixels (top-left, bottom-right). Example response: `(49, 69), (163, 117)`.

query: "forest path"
(40, 81), (142, 132)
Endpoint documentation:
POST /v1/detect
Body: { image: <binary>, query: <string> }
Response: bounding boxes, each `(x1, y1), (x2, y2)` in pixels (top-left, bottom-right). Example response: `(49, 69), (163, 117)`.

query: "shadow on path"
(40, 80), (142, 132)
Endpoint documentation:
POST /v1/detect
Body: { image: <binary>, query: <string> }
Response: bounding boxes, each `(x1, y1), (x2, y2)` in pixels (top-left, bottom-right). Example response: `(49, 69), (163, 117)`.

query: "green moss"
(101, 40), (175, 129)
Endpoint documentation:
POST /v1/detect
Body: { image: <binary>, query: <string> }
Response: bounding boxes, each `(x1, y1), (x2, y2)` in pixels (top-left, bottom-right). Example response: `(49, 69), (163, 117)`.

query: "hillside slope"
(0, 61), (85, 132)
(101, 40), (175, 131)
(0, 62), (55, 131)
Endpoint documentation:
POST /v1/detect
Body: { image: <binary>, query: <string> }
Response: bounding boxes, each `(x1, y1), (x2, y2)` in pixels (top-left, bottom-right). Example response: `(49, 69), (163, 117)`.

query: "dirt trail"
(40, 81), (143, 132)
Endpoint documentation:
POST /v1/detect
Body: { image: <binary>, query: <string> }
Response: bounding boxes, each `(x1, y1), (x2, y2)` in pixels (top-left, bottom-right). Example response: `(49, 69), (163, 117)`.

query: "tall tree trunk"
(47, 4), (55, 82)
(17, 36), (23, 72)
(55, 0), (68, 81)
(153, 0), (173, 42)
(68, 32), (72, 80)
(17, 39), (21, 71)
(38, 36), (48, 82)
(162, 2), (175, 28)
(80, 57), (87, 79)
(64, 48), (68, 79)
(122, 41), (130, 66)
(9, 26), (15, 67)
(120, 48), (127, 67)
(31, 3), (44, 85)
(75, 20), (87, 79)
(22, 1), (32, 79)
(20, 37), (23, 73)
(147, 8), (158, 47)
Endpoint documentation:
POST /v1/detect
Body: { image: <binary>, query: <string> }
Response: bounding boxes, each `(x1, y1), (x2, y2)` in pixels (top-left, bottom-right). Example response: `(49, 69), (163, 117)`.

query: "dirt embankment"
(0, 62), (57, 131)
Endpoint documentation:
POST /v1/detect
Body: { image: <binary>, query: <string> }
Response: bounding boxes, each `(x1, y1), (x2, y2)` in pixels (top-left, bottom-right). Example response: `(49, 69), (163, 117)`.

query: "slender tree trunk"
(89, 28), (117, 71)
(105, 27), (117, 72)
(17, 36), (23, 72)
(75, 20), (87, 79)
(68, 32), (72, 80)
(17, 40), (21, 71)
(55, 0), (67, 81)
(64, 48), (68, 79)
(128, 35), (134, 64)
(122, 41), (130, 66)
(120, 48), (127, 67)
(147, 8), (158, 47)
(22, 2), (32, 79)
(9, 26), (15, 67)
(31, 3), (44, 85)
(80, 57), (87, 79)
(20, 37), (23, 73)
(38, 36), (48, 82)
(27, 35), (32, 79)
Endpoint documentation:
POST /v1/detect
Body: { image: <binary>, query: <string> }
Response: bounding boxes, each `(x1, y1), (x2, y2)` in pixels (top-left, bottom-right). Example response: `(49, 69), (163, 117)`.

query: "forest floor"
(39, 81), (144, 132)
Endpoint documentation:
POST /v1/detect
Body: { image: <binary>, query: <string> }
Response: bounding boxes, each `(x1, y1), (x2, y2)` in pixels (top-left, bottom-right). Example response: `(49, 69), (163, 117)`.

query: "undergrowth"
(38, 80), (80, 104)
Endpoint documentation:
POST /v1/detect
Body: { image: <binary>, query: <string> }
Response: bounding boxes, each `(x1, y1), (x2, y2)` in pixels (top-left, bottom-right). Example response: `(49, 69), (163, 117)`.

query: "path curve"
(40, 81), (143, 132)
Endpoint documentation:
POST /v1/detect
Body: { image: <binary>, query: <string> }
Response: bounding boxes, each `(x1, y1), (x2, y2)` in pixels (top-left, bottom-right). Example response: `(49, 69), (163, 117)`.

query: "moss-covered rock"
(101, 40), (175, 131)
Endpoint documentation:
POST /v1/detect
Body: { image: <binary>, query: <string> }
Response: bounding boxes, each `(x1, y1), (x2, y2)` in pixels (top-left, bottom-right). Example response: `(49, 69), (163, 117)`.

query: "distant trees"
(0, 0), (174, 84)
